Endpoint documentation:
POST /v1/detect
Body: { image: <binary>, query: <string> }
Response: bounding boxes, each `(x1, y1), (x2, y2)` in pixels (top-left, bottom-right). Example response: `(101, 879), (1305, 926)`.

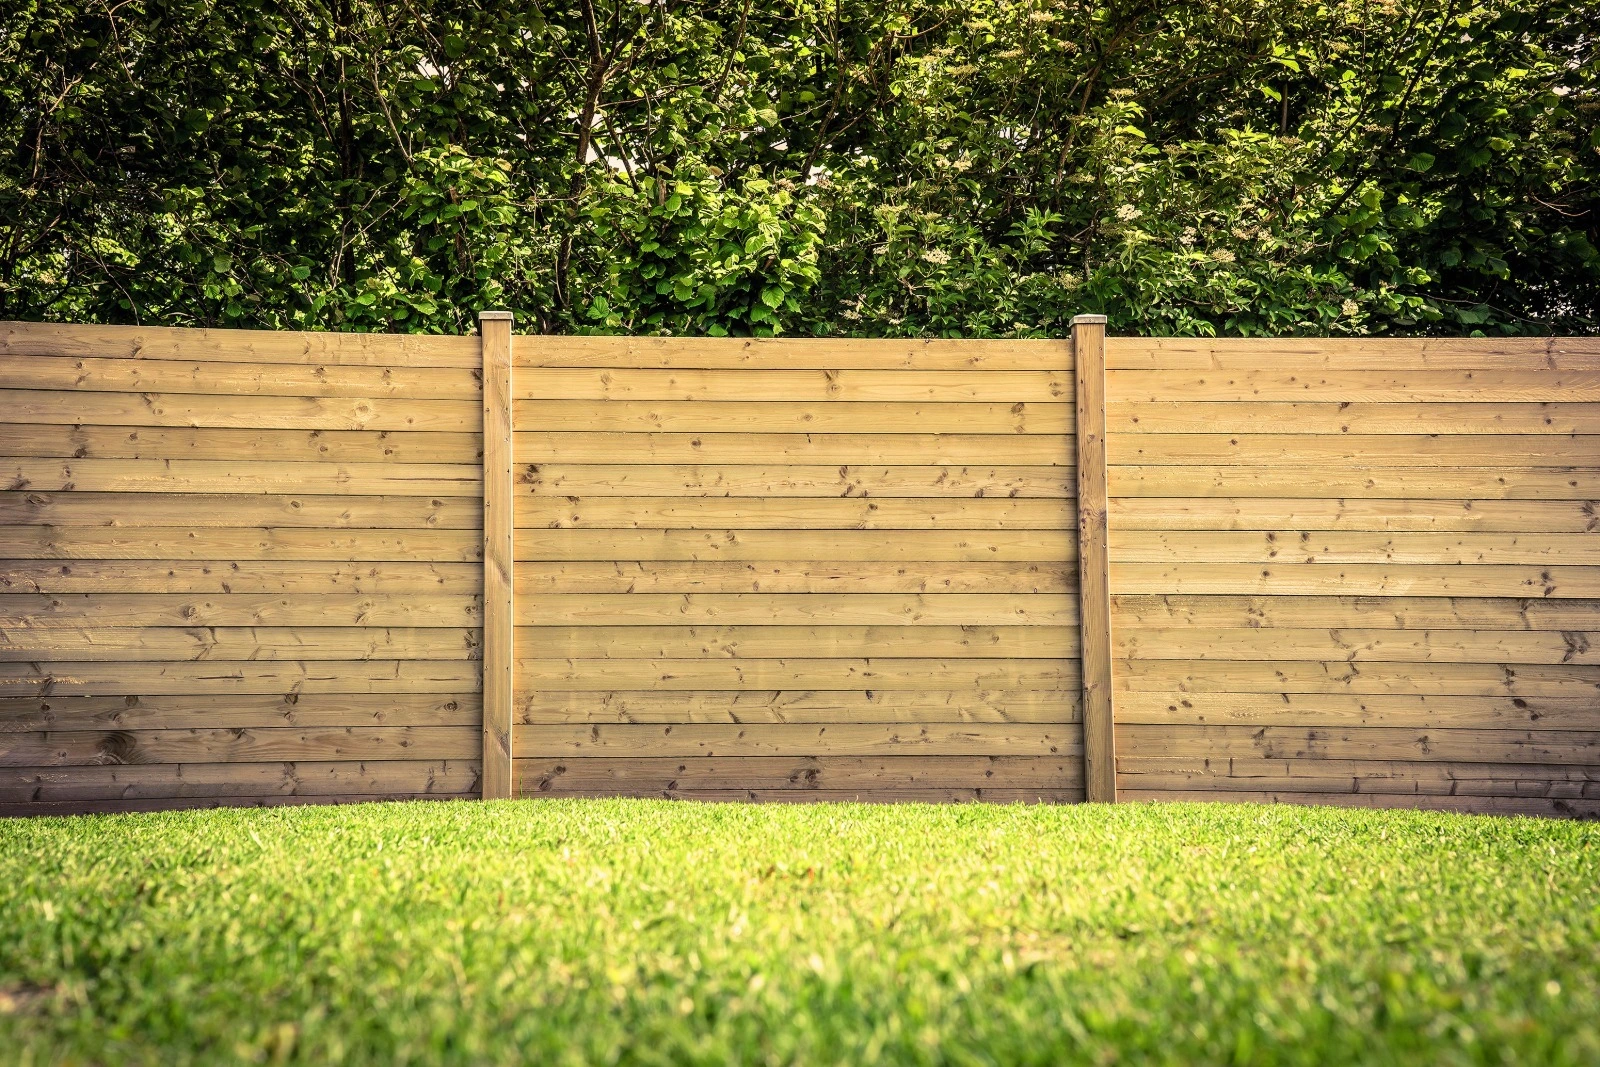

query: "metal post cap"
(1070, 314), (1108, 325)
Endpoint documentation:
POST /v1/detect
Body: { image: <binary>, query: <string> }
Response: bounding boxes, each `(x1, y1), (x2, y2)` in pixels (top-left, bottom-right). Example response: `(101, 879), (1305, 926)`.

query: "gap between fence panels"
(1, 315), (1596, 818)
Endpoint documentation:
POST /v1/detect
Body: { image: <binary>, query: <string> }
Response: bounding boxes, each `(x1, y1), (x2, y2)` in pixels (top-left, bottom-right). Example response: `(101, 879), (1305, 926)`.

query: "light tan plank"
(1111, 562), (1600, 598)
(1114, 788), (1600, 818)
(513, 400), (1072, 434)
(1109, 498), (1600, 533)
(515, 528), (1075, 562)
(0, 492), (479, 529)
(1109, 401), (1600, 434)
(0, 425), (482, 463)
(0, 692), (481, 730)
(516, 432), (1071, 465)
(1111, 465), (1600, 499)
(1116, 659), (1600, 698)
(1103, 336), (1600, 371)
(513, 625), (1078, 659)
(1110, 594), (1600, 631)
(516, 658), (1080, 691)
(1111, 531), (1600, 565)
(1073, 316), (1116, 803)
(1115, 692), (1598, 731)
(0, 320), (482, 368)
(1, 353), (477, 399)
(515, 755), (1082, 793)
(513, 561), (1074, 593)
(2, 593), (479, 627)
(514, 722), (1078, 757)
(0, 759), (482, 803)
(0, 527), (482, 561)
(1115, 723), (1600, 764)
(1109, 433), (1600, 467)
(0, 627), (481, 662)
(516, 368), (1069, 402)
(516, 689), (1081, 724)
(1, 726), (481, 764)
(2, 459), (480, 496)
(1110, 369), (1600, 403)
(1117, 766), (1597, 801)
(513, 336), (1071, 371)
(1116, 627), (1600, 665)
(0, 792), (479, 816)
(480, 311), (515, 800)
(3, 389), (478, 431)
(0, 560), (483, 594)
(518, 464), (1072, 499)
(513, 593), (1077, 626)
(0, 661), (479, 696)
(517, 497), (1072, 530)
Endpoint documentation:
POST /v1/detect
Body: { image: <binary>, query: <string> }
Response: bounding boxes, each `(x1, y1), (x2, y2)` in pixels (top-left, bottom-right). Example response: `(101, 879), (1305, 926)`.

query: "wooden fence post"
(479, 311), (515, 800)
(1072, 314), (1117, 803)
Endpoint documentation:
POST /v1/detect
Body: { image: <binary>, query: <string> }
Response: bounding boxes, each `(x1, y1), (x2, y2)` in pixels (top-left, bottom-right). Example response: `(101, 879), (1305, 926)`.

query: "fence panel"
(510, 337), (1085, 801)
(0, 322), (484, 813)
(1105, 337), (1600, 818)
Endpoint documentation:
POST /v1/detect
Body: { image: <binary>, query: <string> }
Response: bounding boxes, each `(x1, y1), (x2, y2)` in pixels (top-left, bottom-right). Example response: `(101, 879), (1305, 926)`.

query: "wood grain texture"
(1109, 498), (1600, 533)
(1108, 401), (1600, 435)
(0, 426), (483, 463)
(516, 689), (1081, 724)
(0, 692), (481, 730)
(516, 497), (1073, 530)
(479, 313), (514, 800)
(517, 464), (1074, 498)
(513, 560), (1075, 593)
(515, 755), (1082, 795)
(516, 368), (1070, 402)
(511, 593), (1078, 626)
(513, 625), (1079, 659)
(515, 528), (1075, 562)
(1073, 317), (1116, 802)
(1110, 594), (1600, 630)
(513, 336), (1072, 371)
(0, 759), (482, 803)
(516, 432), (1072, 465)
(1104, 336), (1600, 371)
(0, 320), (482, 368)
(513, 399), (1073, 434)
(0, 560), (484, 594)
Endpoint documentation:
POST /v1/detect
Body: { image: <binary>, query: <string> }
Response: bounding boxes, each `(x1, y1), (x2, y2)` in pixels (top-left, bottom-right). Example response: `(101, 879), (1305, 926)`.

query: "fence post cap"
(478, 310), (514, 322)
(1070, 314), (1108, 326)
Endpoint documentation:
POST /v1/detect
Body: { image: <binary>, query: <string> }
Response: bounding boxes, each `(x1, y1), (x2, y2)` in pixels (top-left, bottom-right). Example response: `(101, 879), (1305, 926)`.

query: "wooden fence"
(1, 318), (1595, 816)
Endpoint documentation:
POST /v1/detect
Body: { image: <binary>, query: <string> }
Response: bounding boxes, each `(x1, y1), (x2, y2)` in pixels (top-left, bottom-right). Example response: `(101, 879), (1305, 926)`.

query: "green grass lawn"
(1, 800), (1596, 1066)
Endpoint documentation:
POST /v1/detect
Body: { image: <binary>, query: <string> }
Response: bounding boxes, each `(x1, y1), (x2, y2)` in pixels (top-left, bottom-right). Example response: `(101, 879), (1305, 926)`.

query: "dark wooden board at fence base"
(2, 320), (1596, 816)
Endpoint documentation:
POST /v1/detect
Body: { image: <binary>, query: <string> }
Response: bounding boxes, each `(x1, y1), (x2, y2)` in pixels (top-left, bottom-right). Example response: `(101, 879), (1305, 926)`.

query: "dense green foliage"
(2, 0), (1597, 336)
(1, 800), (1597, 1064)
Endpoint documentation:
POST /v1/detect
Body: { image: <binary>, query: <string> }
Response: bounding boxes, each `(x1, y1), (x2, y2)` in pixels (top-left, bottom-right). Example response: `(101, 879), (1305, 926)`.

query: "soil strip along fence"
(1, 318), (1595, 816)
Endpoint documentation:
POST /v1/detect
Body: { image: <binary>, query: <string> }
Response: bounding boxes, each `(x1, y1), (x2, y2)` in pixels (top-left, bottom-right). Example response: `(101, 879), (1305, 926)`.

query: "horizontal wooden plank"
(1111, 594), (1600, 631)
(517, 689), (1081, 725)
(0, 527), (483, 562)
(1109, 369), (1600, 403)
(514, 625), (1078, 659)
(1109, 498), (1600, 533)
(0, 661), (479, 696)
(0, 561), (483, 594)
(1118, 772), (1597, 801)
(515, 528), (1075, 562)
(1109, 401), (1600, 435)
(1110, 465), (1600, 499)
(1116, 691), (1599, 731)
(515, 658), (1080, 691)
(0, 425), (482, 463)
(0, 320), (483, 368)
(519, 464), (1072, 499)
(2, 353), (478, 400)
(514, 561), (1074, 593)
(1115, 723), (1600, 764)
(0, 759), (481, 803)
(1111, 563), (1600, 598)
(3, 460), (481, 497)
(1108, 433), (1600, 467)
(2, 593), (479, 627)
(513, 593), (1078, 626)
(1117, 754), (1600, 787)
(516, 432), (1071, 466)
(515, 336), (1072, 371)
(514, 722), (1079, 757)
(0, 692), (481, 730)
(516, 368), (1069, 403)
(1, 726), (481, 765)
(1115, 788), (1600, 818)
(1116, 660), (1600, 698)
(513, 785), (1082, 804)
(1103, 336), (1600, 371)
(0, 492), (480, 529)
(1116, 627), (1600, 665)
(517, 498), (1072, 530)
(3, 389), (479, 431)
(1111, 531), (1600, 565)
(516, 755), (1082, 793)
(0, 792), (478, 816)
(0, 627), (481, 662)
(514, 400), (1072, 434)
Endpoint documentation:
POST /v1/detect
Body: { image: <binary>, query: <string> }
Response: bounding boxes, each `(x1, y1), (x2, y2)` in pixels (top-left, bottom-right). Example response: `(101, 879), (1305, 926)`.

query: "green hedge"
(2, 0), (1596, 336)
